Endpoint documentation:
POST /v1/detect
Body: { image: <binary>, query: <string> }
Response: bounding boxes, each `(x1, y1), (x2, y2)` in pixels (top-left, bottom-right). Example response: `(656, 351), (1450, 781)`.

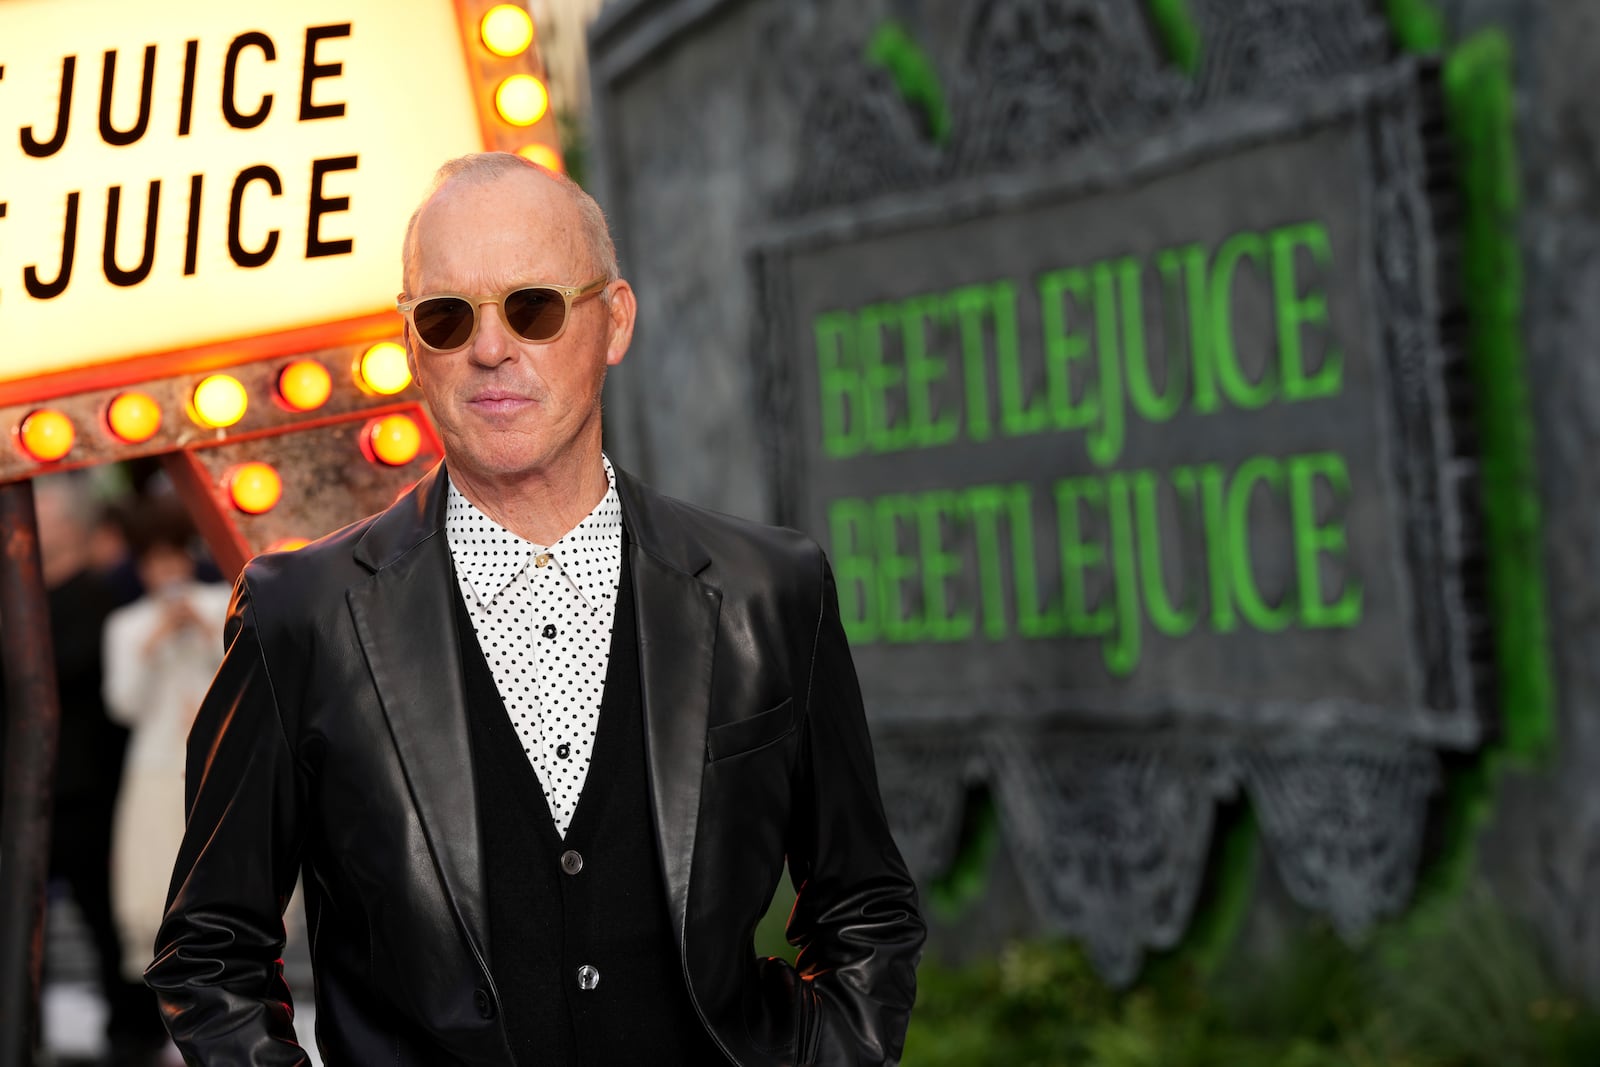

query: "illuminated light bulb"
(494, 75), (549, 127)
(191, 374), (249, 428)
(366, 414), (423, 467)
(18, 409), (75, 462)
(517, 142), (565, 174)
(278, 359), (333, 412)
(228, 462), (283, 515)
(269, 537), (311, 552)
(356, 342), (412, 396)
(480, 4), (535, 56)
(106, 392), (162, 444)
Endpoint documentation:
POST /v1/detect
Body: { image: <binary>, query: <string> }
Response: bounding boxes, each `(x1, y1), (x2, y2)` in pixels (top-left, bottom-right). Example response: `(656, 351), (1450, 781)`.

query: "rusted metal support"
(0, 477), (61, 1067)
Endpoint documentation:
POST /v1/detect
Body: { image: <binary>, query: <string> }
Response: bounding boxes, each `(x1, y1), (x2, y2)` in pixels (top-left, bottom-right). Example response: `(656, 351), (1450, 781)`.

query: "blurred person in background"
(89, 498), (147, 609)
(101, 497), (230, 1002)
(3, 474), (168, 1064)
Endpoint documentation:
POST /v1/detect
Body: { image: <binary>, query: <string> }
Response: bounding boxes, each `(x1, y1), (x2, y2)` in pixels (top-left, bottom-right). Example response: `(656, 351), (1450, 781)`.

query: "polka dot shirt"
(445, 456), (622, 838)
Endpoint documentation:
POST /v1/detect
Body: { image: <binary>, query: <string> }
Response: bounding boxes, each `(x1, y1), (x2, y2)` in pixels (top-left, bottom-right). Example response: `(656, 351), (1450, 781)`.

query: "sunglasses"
(397, 276), (609, 352)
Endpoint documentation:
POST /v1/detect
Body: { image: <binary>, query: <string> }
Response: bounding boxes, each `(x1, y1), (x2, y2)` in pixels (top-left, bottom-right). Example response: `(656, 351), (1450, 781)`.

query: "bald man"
(147, 153), (924, 1066)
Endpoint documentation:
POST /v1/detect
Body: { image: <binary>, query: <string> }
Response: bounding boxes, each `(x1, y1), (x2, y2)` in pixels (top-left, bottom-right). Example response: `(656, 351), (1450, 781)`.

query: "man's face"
(404, 172), (633, 487)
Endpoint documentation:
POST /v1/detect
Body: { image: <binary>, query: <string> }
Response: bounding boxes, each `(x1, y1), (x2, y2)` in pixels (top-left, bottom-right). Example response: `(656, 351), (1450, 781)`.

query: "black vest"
(454, 540), (727, 1066)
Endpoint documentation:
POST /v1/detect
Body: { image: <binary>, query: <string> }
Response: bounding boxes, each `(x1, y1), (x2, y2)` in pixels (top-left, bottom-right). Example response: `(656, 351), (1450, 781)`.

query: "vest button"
(560, 849), (584, 875)
(576, 964), (601, 991)
(473, 988), (495, 1019)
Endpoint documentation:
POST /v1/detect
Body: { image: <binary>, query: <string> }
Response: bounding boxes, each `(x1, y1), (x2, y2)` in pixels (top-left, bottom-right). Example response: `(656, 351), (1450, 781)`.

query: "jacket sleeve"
(785, 552), (926, 1067)
(145, 576), (312, 1065)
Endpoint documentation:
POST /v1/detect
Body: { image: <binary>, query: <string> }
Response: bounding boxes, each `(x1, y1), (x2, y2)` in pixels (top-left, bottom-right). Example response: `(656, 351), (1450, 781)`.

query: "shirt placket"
(533, 553), (585, 830)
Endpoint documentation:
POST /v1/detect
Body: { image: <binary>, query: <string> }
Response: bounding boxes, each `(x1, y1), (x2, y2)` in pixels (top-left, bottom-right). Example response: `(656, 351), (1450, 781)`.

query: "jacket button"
(576, 964), (601, 991)
(560, 849), (583, 875)
(474, 988), (495, 1019)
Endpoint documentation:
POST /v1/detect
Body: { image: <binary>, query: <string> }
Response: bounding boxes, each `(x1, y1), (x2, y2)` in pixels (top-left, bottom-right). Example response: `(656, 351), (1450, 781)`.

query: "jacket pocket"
(706, 697), (795, 762)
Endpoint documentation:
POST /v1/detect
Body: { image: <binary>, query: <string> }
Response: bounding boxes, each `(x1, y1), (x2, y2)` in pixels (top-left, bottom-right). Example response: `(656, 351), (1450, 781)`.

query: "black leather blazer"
(146, 462), (924, 1066)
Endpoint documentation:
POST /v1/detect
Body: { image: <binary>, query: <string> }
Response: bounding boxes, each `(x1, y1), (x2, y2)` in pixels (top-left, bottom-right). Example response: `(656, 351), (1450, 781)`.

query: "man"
(146, 152), (924, 1066)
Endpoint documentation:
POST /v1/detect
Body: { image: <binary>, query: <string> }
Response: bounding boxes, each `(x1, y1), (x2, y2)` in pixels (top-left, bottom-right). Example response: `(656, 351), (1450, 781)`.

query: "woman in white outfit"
(102, 500), (232, 982)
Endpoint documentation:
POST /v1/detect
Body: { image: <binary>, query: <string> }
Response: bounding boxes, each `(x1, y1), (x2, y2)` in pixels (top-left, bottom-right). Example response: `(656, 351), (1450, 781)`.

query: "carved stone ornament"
(589, 0), (1491, 985)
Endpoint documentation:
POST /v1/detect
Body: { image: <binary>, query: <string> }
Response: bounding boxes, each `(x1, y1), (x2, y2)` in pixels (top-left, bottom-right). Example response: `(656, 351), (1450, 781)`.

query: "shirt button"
(560, 849), (583, 875)
(542, 624), (557, 639)
(576, 964), (600, 991)
(473, 988), (495, 1019)
(534, 552), (552, 568)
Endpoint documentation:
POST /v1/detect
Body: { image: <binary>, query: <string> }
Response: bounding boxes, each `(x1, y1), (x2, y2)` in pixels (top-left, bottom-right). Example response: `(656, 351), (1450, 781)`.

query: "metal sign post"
(0, 478), (62, 1067)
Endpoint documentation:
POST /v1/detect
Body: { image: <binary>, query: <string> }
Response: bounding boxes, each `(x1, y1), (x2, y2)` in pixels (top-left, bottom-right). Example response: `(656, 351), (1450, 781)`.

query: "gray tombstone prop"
(590, 0), (1489, 983)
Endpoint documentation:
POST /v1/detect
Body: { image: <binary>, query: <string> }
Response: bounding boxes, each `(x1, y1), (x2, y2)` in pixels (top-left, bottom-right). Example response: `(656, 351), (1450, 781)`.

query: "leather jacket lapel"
(631, 545), (720, 937)
(615, 469), (720, 939)
(347, 464), (491, 966)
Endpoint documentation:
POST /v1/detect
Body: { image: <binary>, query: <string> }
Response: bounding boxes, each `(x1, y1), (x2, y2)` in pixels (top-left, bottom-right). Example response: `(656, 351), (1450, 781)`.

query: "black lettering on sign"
(307, 155), (357, 258)
(21, 56), (75, 158)
(228, 165), (281, 268)
(300, 24), (351, 121)
(104, 181), (160, 286)
(184, 174), (203, 276)
(222, 32), (275, 130)
(98, 45), (155, 147)
(25, 192), (80, 299)
(178, 40), (199, 136)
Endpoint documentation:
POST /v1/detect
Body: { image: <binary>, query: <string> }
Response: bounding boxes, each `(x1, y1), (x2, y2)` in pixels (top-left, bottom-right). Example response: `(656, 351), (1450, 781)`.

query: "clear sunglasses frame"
(397, 276), (610, 352)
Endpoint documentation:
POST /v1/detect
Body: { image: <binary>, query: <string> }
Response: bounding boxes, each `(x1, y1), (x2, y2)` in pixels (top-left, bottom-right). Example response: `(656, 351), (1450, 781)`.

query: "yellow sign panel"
(0, 0), (483, 387)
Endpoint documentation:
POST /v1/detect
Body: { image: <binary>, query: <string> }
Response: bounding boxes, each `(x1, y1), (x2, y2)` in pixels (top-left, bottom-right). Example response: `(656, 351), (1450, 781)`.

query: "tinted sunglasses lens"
(412, 297), (475, 350)
(503, 287), (568, 341)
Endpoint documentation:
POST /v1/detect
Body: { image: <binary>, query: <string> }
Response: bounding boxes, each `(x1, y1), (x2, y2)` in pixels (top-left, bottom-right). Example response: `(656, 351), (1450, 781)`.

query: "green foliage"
(1385, 0), (1449, 52)
(1439, 28), (1553, 768)
(866, 22), (951, 146)
(1143, 0), (1201, 75)
(903, 896), (1600, 1066)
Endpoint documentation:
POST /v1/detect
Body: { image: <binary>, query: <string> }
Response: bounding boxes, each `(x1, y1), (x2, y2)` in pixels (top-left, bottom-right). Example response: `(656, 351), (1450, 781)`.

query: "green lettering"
(993, 281), (1046, 437)
(1122, 257), (1184, 423)
(828, 498), (877, 642)
(915, 489), (973, 640)
(1210, 231), (1277, 409)
(1225, 456), (1294, 632)
(1288, 451), (1363, 627)
(1087, 260), (1126, 467)
(1132, 469), (1198, 636)
(1185, 463), (1236, 632)
(1270, 221), (1343, 401)
(872, 493), (924, 641)
(1007, 484), (1063, 637)
(944, 286), (996, 442)
(965, 484), (1011, 640)
(1038, 267), (1097, 431)
(902, 296), (960, 448)
(1170, 244), (1219, 414)
(1054, 477), (1113, 636)
(859, 303), (910, 453)
(1102, 471), (1142, 676)
(815, 311), (863, 457)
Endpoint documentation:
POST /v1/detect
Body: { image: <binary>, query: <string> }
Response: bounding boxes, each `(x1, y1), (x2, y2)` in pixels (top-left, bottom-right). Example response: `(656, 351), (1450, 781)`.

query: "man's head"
(34, 474), (95, 589)
(126, 496), (199, 594)
(400, 153), (635, 492)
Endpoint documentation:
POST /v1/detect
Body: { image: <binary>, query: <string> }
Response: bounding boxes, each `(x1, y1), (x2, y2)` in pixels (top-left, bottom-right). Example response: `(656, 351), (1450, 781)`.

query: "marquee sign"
(0, 0), (563, 570)
(0, 0), (483, 392)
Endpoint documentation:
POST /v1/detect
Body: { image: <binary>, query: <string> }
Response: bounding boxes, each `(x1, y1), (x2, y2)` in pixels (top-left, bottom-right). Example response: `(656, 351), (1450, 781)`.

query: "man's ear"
(604, 280), (637, 367)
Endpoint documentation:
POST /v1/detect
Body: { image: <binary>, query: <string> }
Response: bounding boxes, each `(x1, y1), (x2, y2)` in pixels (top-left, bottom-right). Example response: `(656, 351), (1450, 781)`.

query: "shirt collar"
(445, 455), (621, 610)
